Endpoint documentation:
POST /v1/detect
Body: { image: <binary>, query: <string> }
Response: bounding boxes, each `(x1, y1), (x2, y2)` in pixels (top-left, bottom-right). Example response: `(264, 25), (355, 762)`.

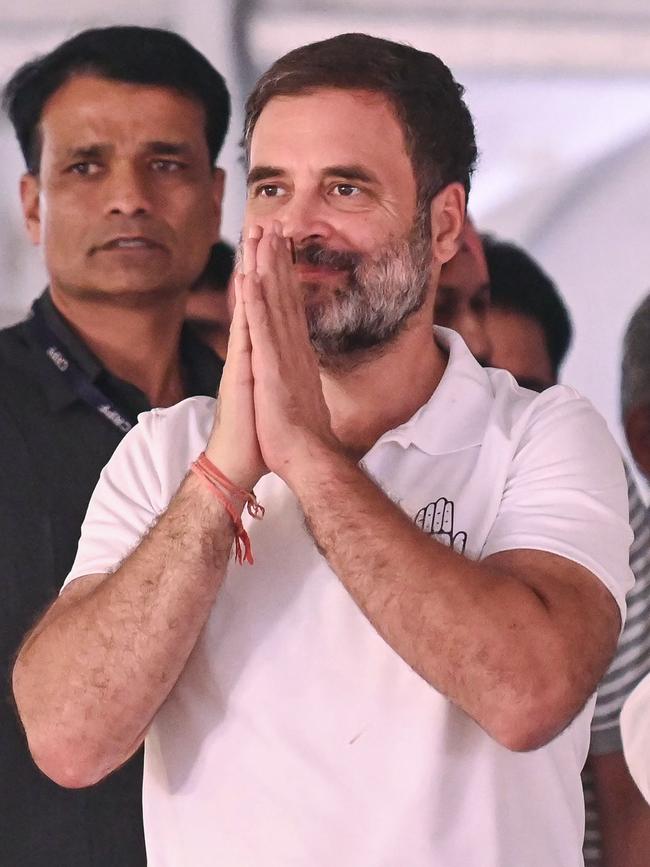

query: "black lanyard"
(30, 305), (136, 433)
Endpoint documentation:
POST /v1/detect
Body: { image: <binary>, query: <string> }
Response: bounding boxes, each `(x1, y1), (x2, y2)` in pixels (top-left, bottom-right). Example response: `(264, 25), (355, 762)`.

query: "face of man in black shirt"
(20, 74), (224, 307)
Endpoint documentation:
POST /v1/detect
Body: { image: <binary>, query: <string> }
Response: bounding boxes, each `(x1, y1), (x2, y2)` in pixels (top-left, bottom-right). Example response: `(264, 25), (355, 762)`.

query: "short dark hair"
(3, 25), (230, 173)
(621, 293), (650, 416)
(243, 33), (477, 209)
(191, 241), (236, 293)
(482, 235), (573, 376)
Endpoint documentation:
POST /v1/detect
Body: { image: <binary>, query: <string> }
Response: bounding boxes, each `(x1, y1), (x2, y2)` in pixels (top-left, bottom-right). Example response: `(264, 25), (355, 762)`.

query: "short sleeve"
(621, 672), (650, 804)
(63, 409), (167, 587)
(590, 469), (650, 754)
(481, 389), (634, 623)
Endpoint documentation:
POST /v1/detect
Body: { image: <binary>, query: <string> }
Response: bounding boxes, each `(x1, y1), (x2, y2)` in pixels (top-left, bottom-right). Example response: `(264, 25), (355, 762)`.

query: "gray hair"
(621, 292), (650, 416)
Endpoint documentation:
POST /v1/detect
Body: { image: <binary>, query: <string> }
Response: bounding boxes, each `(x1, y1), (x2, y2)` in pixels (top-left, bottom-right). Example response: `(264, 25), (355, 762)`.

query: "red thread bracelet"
(191, 452), (265, 565)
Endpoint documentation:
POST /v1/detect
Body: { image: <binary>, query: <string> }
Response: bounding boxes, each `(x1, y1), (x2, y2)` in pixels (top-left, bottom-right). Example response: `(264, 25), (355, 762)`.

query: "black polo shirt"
(0, 290), (223, 866)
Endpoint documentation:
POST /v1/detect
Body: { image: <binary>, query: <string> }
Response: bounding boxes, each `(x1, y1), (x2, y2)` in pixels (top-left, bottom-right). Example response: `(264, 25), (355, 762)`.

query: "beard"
(298, 209), (432, 363)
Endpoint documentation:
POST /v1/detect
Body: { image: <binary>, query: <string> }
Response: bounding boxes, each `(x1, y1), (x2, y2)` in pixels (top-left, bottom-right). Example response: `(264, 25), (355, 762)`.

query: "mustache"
(294, 243), (361, 272)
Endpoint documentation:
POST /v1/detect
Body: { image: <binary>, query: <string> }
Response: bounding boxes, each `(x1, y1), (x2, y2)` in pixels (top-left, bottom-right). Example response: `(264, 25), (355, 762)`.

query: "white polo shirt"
(66, 328), (633, 867)
(621, 672), (650, 805)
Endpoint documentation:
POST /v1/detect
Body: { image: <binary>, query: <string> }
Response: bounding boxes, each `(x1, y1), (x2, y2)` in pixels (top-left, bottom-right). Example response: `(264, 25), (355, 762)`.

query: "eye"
(151, 159), (185, 172)
(253, 184), (286, 198)
(68, 162), (101, 176)
(332, 183), (361, 197)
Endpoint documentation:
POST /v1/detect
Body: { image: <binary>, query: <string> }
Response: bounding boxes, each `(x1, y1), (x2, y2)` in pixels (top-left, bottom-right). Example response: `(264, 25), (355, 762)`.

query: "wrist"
(277, 432), (351, 491)
(204, 440), (264, 494)
(191, 453), (265, 565)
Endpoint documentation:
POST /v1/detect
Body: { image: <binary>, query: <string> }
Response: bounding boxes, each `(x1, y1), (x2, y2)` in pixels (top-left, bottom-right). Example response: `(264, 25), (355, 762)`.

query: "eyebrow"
(145, 140), (194, 157)
(323, 164), (379, 184)
(62, 141), (194, 160)
(64, 144), (106, 161)
(246, 163), (379, 187)
(247, 165), (285, 186)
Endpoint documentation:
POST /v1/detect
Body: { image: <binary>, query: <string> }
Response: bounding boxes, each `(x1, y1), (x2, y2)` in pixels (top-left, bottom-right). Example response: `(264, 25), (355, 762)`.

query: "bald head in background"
(436, 217), (491, 365)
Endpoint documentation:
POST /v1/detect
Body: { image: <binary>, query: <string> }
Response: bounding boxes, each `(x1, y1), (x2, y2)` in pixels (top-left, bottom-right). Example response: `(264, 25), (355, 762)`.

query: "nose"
(105, 162), (152, 218)
(273, 189), (334, 246)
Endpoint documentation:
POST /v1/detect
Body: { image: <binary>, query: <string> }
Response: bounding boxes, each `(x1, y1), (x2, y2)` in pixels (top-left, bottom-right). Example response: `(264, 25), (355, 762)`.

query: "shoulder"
(105, 395), (217, 505)
(436, 327), (604, 450)
(0, 316), (51, 406)
(484, 370), (620, 470)
(485, 366), (595, 430)
(0, 315), (33, 359)
(138, 395), (217, 444)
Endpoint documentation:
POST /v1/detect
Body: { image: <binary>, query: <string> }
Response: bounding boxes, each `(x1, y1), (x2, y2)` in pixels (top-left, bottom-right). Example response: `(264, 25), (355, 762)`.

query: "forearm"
(13, 472), (234, 787)
(290, 446), (606, 749)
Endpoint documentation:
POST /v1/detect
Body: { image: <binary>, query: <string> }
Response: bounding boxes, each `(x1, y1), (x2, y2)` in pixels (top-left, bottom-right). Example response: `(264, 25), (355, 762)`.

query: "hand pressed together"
(206, 221), (339, 490)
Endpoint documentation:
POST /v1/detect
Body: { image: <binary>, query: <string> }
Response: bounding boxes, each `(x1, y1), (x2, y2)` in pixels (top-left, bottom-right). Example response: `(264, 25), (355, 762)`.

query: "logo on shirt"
(97, 404), (132, 433)
(46, 345), (69, 372)
(415, 497), (467, 554)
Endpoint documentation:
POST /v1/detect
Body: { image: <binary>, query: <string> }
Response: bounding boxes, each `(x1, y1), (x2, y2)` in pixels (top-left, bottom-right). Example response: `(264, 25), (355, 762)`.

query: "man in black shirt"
(0, 26), (229, 865)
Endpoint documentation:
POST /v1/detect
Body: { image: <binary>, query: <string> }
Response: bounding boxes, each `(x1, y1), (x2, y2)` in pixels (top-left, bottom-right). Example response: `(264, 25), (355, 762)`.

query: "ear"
(210, 167), (226, 244)
(429, 182), (466, 265)
(625, 404), (650, 481)
(20, 173), (42, 246)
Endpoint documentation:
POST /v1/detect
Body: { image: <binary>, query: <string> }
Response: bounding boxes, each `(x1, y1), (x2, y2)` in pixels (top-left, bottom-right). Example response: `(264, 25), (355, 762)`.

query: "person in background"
(185, 240), (235, 361)
(481, 236), (650, 867)
(0, 25), (228, 866)
(621, 295), (650, 803)
(481, 235), (572, 391)
(435, 215), (492, 365)
(12, 33), (632, 867)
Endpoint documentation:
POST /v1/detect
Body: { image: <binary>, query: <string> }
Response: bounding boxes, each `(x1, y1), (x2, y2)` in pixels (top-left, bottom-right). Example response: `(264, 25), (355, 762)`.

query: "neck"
(49, 287), (188, 407)
(321, 300), (446, 459)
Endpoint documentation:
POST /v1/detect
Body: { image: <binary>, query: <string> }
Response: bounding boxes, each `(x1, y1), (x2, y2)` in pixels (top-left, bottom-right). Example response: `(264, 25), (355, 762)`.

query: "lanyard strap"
(30, 305), (136, 433)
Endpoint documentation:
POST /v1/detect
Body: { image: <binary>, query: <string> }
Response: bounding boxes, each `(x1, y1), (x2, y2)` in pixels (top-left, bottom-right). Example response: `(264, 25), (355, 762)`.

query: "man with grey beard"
(294, 205), (432, 359)
(13, 34), (633, 867)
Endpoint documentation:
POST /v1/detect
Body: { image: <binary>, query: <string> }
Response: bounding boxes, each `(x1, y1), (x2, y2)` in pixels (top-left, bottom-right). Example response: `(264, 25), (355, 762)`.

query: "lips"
(93, 236), (166, 253)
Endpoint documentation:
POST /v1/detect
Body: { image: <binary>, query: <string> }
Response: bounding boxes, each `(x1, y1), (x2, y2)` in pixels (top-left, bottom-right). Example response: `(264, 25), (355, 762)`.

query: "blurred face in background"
(485, 307), (555, 392)
(436, 218), (491, 365)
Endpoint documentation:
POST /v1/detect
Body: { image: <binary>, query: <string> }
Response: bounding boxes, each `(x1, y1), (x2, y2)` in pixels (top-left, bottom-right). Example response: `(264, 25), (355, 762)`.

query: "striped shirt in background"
(583, 466), (650, 865)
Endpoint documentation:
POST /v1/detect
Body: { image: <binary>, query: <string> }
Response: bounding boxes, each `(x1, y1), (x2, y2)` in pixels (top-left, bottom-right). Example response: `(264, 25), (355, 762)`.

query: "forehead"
(39, 74), (207, 149)
(249, 88), (415, 182)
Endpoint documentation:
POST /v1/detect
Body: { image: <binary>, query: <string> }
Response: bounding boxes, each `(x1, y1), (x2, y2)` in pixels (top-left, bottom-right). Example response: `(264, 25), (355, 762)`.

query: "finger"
(242, 224), (262, 275)
(255, 223), (291, 305)
(286, 235), (296, 264)
(452, 531), (468, 554)
(229, 273), (251, 348)
(414, 506), (425, 529)
(423, 503), (435, 534)
(255, 231), (310, 349)
(242, 271), (273, 351)
(432, 498), (445, 533)
(220, 274), (252, 389)
(441, 500), (453, 534)
(243, 271), (284, 387)
(274, 222), (304, 315)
